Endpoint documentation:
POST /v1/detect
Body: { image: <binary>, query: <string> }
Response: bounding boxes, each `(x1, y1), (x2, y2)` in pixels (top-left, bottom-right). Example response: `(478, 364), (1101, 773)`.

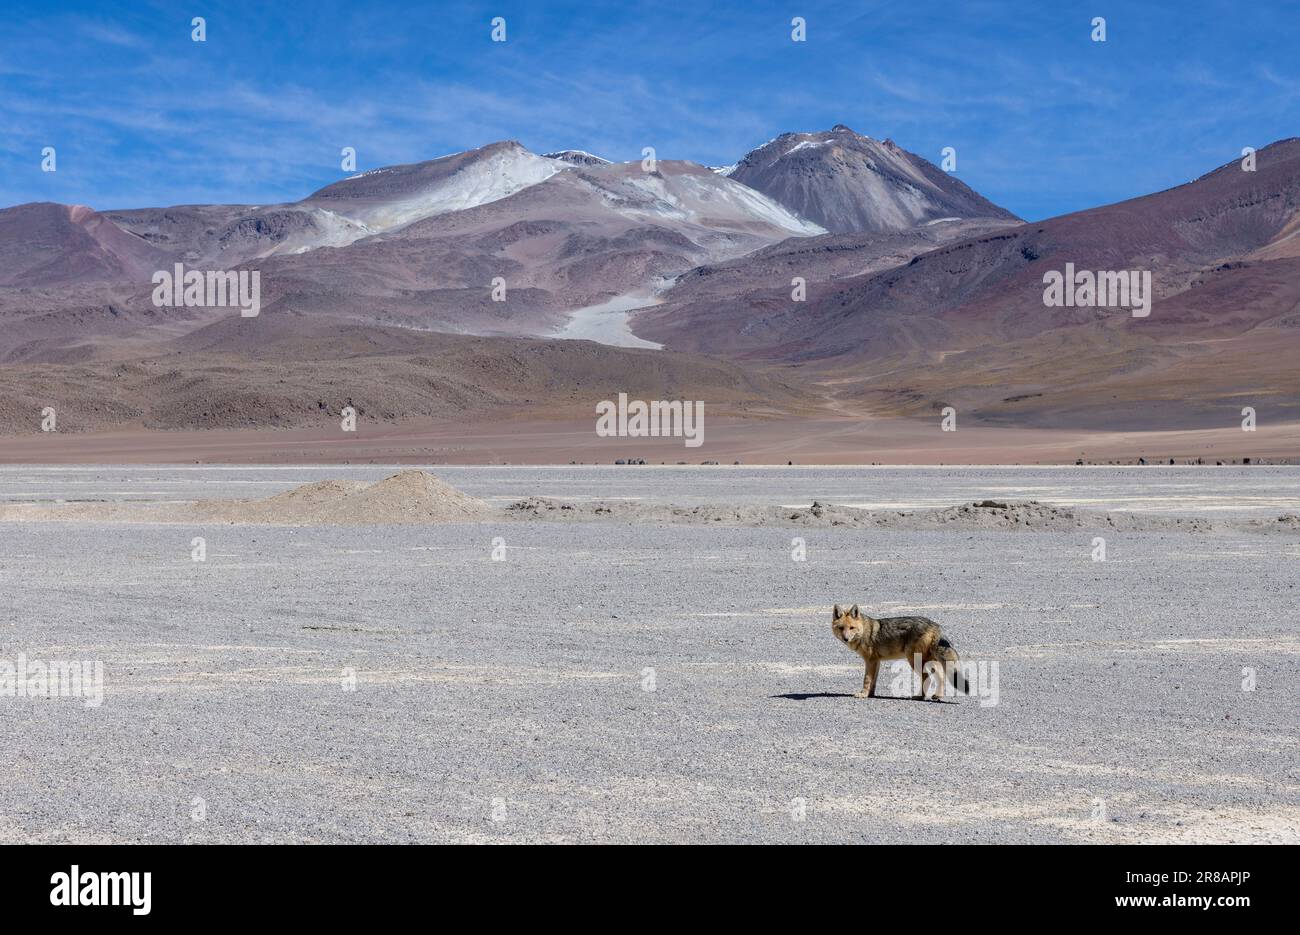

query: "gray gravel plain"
(1, 465), (1298, 843)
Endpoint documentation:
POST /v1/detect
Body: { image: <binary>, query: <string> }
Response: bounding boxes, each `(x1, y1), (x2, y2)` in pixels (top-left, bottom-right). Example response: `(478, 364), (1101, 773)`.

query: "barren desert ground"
(2, 465), (1298, 843)
(3, 416), (1300, 466)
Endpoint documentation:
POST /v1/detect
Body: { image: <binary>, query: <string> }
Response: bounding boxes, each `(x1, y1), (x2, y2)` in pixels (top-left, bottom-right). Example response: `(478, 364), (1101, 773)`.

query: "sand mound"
(191, 471), (490, 525)
(341, 471), (489, 523)
(265, 479), (369, 506)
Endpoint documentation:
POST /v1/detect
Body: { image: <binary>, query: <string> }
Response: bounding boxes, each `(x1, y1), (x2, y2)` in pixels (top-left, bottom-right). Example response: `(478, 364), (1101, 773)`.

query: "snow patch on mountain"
(785, 139), (831, 156)
(582, 165), (824, 236)
(676, 173), (824, 235)
(345, 167), (395, 181)
(359, 148), (561, 233)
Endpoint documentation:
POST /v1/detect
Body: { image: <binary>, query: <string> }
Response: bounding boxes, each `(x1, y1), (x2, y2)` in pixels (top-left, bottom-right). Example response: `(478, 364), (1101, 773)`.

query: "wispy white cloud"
(72, 17), (148, 48)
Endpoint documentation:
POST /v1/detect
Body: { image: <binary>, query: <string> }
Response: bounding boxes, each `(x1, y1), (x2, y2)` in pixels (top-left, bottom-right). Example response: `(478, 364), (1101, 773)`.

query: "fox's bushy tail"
(934, 638), (970, 694)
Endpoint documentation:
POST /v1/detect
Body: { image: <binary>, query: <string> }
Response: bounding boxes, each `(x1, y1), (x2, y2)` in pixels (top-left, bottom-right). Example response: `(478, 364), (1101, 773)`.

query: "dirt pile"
(190, 471), (490, 524)
(908, 500), (1217, 533)
(504, 497), (1228, 533)
(505, 497), (871, 527)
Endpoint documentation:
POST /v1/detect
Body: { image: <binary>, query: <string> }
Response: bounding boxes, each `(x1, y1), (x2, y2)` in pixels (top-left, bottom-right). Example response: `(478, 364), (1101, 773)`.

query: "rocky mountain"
(639, 138), (1300, 428)
(12, 129), (1297, 436)
(97, 141), (565, 267)
(200, 155), (826, 340)
(0, 140), (828, 361)
(304, 141), (562, 236)
(542, 150), (612, 167)
(723, 125), (1019, 234)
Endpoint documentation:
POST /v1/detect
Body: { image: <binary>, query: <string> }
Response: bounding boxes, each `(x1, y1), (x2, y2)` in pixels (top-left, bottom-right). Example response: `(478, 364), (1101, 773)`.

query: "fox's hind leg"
(913, 653), (945, 701)
(908, 653), (930, 700)
(932, 640), (964, 699)
(929, 659), (945, 701)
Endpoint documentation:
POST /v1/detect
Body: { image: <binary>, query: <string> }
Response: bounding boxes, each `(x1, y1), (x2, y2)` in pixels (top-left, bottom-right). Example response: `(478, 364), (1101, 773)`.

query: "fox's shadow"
(773, 692), (952, 703)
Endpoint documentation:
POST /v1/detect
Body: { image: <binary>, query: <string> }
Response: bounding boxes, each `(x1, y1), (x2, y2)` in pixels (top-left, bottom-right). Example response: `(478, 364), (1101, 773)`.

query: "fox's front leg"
(855, 657), (879, 699)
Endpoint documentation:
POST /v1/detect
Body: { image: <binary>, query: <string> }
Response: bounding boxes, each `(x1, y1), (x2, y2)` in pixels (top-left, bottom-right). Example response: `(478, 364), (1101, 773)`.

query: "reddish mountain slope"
(0, 203), (169, 287)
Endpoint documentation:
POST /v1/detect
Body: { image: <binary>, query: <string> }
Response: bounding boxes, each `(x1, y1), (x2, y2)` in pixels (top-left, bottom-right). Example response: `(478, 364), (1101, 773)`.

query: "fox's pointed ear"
(832, 604), (842, 619)
(850, 604), (860, 619)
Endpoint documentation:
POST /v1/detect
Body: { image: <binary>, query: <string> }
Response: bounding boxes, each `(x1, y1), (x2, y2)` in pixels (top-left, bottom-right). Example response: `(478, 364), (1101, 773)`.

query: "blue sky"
(3, 0), (1299, 220)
